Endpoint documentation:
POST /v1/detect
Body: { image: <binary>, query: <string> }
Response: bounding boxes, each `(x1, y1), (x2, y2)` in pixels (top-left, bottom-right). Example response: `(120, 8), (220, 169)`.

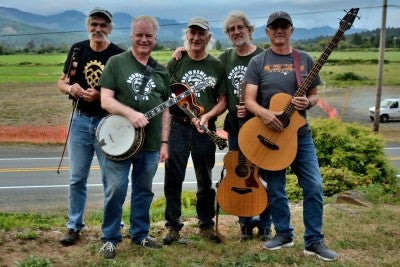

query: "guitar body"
(238, 93), (306, 171)
(217, 150), (268, 217)
(170, 83), (204, 117)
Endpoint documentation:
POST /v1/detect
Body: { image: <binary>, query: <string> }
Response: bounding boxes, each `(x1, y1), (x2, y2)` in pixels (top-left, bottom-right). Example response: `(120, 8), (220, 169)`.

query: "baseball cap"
(88, 7), (113, 23)
(188, 17), (210, 30)
(267, 11), (293, 27)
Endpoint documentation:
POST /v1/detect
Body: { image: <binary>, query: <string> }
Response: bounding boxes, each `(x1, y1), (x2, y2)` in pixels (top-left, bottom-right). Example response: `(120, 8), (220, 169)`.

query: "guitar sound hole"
(235, 164), (249, 178)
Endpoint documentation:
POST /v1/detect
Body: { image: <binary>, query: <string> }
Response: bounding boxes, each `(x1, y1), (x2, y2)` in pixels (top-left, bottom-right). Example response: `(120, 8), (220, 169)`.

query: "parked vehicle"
(369, 97), (400, 122)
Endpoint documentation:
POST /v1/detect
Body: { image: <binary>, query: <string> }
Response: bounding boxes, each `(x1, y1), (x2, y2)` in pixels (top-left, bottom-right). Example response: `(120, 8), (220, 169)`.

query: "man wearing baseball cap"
(163, 17), (227, 245)
(241, 11), (338, 261)
(57, 7), (123, 248)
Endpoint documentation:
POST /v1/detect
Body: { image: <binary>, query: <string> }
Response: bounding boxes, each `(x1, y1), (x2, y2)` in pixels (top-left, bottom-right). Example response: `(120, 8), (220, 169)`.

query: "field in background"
(0, 50), (399, 143)
(0, 50), (399, 84)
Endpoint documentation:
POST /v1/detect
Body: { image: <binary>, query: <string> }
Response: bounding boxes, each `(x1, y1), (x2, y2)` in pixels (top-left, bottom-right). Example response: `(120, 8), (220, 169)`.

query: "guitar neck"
(284, 8), (358, 117)
(294, 26), (347, 98)
(179, 106), (227, 150)
(144, 89), (192, 120)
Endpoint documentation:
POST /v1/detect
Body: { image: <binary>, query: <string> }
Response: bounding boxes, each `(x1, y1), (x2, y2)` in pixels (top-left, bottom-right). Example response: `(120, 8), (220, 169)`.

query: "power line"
(0, 5), (398, 38)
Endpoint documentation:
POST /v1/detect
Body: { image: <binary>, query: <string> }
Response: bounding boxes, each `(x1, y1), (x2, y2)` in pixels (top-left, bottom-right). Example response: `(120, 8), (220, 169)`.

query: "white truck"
(369, 97), (400, 122)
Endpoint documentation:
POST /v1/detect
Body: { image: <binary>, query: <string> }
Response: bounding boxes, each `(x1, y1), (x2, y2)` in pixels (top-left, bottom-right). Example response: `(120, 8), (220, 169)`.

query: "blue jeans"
(101, 150), (159, 244)
(228, 133), (272, 230)
(66, 111), (106, 231)
(164, 119), (216, 230)
(262, 131), (324, 246)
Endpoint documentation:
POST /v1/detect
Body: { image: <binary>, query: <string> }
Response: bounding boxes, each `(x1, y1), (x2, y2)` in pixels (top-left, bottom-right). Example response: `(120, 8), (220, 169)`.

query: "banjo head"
(96, 114), (136, 157)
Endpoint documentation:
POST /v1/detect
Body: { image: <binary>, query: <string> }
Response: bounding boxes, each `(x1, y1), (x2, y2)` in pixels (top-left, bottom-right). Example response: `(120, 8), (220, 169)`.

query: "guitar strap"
(292, 49), (303, 87)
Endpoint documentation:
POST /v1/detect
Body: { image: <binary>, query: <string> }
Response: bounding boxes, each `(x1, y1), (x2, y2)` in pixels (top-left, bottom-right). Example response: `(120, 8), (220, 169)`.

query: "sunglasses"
(268, 23), (292, 30)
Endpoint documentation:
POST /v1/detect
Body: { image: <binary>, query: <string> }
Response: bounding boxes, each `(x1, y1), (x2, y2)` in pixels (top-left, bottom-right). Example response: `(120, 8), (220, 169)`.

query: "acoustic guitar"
(217, 83), (268, 217)
(238, 8), (359, 171)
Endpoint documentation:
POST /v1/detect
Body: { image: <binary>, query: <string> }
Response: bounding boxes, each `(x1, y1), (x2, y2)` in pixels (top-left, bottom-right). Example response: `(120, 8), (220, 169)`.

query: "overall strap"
(138, 56), (157, 96)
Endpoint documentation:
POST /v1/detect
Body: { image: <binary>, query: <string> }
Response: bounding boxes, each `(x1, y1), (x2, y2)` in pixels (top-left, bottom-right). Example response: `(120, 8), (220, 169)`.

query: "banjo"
(96, 78), (216, 161)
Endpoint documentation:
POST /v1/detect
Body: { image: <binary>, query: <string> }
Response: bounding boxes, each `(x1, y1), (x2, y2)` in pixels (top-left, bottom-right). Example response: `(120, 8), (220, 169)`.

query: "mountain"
(0, 6), (366, 49)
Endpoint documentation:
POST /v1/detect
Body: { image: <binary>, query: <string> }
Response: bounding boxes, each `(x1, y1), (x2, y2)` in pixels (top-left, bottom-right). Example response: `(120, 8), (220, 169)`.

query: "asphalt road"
(0, 142), (399, 213)
(0, 144), (228, 212)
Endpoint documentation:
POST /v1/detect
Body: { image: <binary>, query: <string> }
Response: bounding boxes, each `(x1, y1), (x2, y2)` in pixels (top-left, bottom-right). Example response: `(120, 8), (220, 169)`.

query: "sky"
(0, 0), (398, 30)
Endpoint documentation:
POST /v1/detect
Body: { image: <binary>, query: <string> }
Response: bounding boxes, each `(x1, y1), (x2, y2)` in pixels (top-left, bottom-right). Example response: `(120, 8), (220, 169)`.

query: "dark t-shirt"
(218, 46), (264, 136)
(167, 53), (227, 130)
(63, 40), (124, 116)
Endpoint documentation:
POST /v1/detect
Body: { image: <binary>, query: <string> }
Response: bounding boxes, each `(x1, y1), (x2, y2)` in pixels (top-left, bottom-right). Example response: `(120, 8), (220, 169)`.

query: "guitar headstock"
(339, 8), (359, 32)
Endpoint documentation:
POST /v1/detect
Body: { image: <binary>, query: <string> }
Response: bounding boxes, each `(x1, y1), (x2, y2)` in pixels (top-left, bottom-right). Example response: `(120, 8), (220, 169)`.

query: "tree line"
(0, 27), (399, 55)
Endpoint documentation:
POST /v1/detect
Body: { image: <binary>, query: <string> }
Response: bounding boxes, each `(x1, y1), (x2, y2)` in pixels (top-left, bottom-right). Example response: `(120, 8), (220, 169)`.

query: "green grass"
(1, 50), (399, 86)
(1, 190), (400, 266)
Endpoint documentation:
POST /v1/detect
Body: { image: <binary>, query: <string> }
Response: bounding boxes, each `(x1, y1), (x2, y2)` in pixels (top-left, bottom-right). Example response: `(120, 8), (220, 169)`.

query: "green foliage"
(312, 118), (396, 189)
(285, 119), (397, 202)
(15, 255), (52, 267)
(16, 230), (38, 240)
(0, 213), (64, 231)
(334, 71), (365, 81)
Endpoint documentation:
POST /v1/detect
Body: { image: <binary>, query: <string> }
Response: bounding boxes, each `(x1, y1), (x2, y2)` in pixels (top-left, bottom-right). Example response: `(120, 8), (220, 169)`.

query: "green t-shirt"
(99, 51), (170, 151)
(167, 53), (227, 129)
(218, 46), (264, 136)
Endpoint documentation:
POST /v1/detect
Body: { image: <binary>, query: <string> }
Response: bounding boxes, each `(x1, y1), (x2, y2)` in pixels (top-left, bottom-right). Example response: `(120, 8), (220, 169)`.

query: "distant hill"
(0, 6), (367, 49)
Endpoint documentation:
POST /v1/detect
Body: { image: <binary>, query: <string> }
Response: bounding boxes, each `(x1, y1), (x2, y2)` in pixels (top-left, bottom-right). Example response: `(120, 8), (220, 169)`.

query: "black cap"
(88, 7), (113, 23)
(267, 11), (293, 27)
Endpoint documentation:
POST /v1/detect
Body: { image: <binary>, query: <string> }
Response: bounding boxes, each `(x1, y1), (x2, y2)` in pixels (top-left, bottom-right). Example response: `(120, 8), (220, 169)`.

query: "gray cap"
(88, 7), (113, 23)
(188, 17), (210, 30)
(267, 11), (293, 27)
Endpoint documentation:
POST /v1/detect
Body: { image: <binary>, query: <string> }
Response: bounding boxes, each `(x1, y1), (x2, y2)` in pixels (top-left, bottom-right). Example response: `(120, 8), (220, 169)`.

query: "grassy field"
(0, 50), (399, 85)
(1, 194), (399, 266)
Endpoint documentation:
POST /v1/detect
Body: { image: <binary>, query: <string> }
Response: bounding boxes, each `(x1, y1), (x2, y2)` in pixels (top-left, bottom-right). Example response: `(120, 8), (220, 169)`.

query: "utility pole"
(373, 0), (387, 132)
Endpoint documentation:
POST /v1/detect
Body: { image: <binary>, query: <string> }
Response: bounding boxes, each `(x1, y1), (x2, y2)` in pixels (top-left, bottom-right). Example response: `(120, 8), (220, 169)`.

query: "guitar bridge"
(257, 135), (279, 150)
(231, 187), (252, 195)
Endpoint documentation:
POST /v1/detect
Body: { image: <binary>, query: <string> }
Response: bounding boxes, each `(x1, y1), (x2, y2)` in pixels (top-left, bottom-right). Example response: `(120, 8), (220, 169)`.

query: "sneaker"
(134, 237), (162, 249)
(163, 229), (180, 245)
(304, 241), (338, 261)
(99, 241), (116, 259)
(199, 228), (221, 243)
(60, 229), (79, 246)
(258, 228), (272, 241)
(262, 235), (294, 250)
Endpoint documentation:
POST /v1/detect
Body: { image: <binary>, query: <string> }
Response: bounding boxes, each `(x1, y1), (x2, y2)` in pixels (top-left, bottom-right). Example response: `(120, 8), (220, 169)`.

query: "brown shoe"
(199, 228), (221, 243)
(60, 228), (80, 246)
(163, 229), (180, 245)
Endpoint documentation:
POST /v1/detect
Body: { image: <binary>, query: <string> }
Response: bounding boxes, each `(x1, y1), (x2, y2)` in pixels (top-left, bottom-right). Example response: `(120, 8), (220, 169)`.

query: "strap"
(138, 57), (157, 96)
(292, 49), (302, 87)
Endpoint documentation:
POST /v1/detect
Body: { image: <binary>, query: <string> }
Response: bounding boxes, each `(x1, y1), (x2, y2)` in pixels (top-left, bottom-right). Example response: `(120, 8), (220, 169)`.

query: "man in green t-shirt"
(163, 17), (227, 245)
(218, 11), (272, 242)
(98, 16), (170, 259)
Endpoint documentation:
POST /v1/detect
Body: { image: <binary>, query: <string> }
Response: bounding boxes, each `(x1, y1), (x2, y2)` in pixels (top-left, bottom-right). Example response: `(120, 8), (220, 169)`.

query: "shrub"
(285, 118), (397, 202)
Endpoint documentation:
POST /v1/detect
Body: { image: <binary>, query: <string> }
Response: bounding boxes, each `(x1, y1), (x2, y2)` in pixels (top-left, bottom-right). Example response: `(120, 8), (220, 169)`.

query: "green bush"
(285, 118), (397, 202)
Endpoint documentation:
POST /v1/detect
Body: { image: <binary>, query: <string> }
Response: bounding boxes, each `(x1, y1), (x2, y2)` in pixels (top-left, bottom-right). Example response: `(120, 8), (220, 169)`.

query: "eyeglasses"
(267, 23), (292, 30)
(227, 25), (247, 33)
(90, 22), (108, 28)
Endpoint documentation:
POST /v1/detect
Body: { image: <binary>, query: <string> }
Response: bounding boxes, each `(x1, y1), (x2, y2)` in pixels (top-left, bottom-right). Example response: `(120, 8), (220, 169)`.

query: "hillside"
(0, 6), (369, 49)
